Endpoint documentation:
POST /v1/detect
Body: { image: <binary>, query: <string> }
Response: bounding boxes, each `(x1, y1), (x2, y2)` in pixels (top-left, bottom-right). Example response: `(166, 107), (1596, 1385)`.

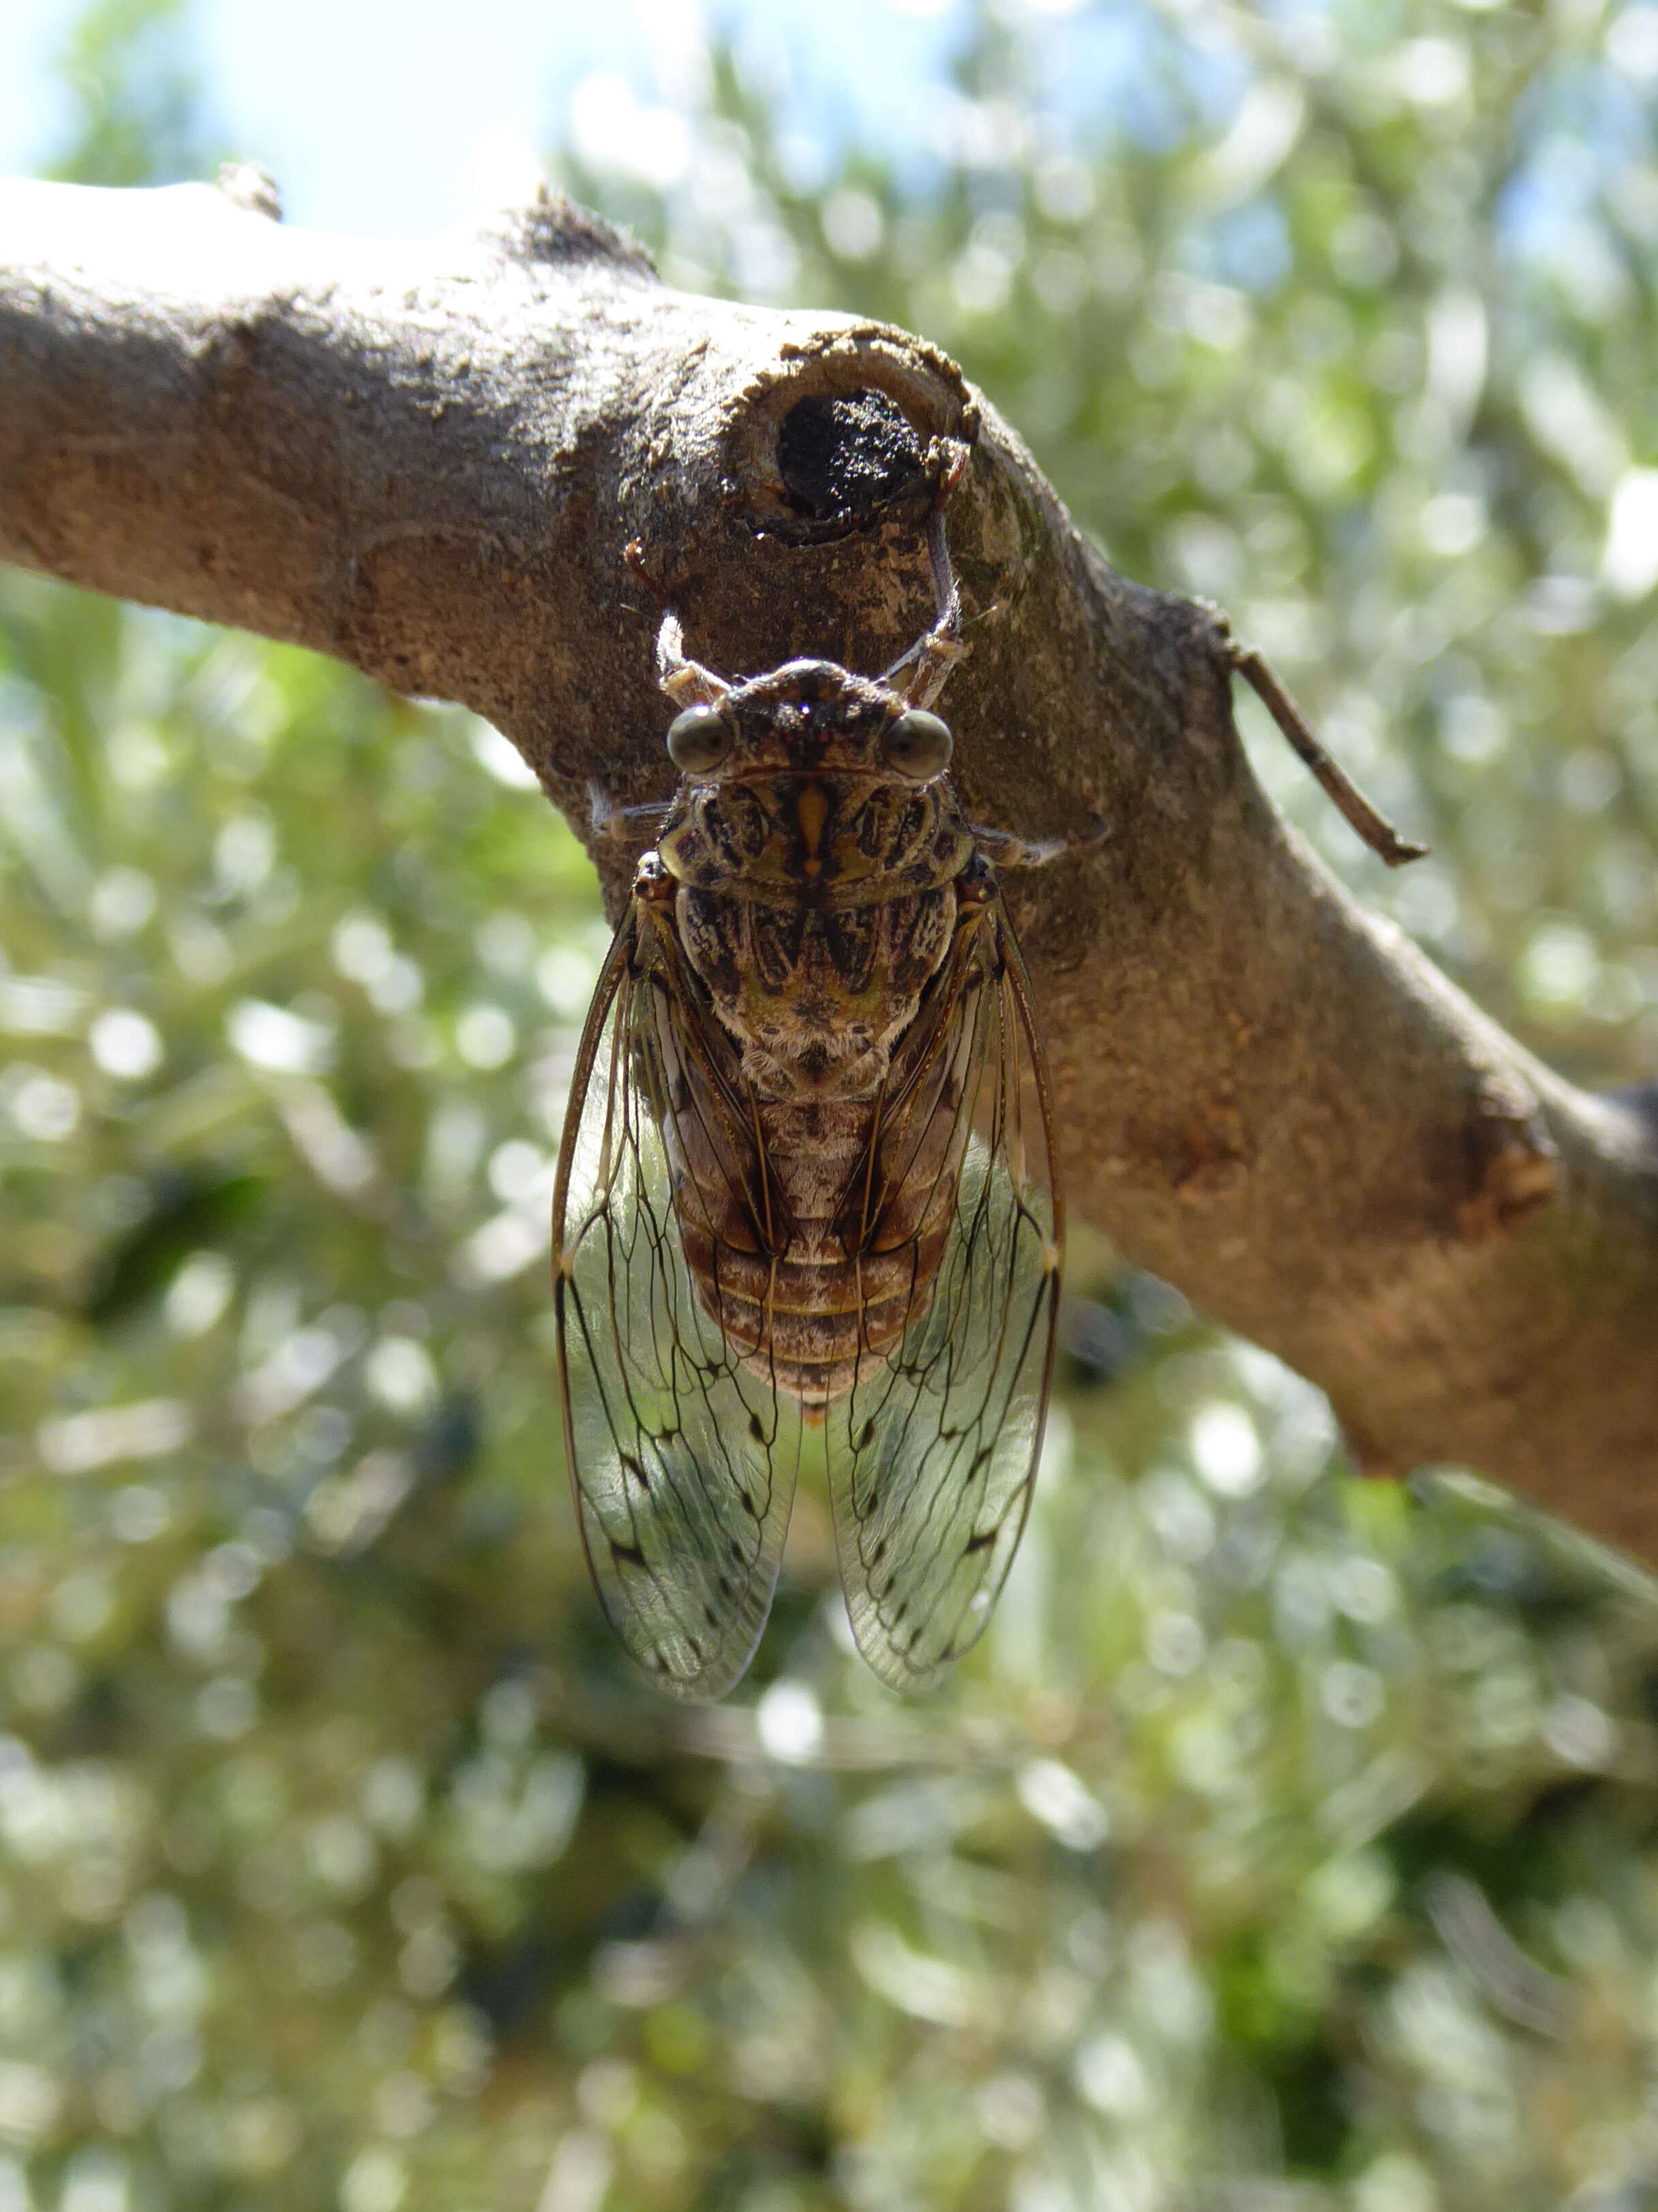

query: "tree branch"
(4, 176), (1656, 1553)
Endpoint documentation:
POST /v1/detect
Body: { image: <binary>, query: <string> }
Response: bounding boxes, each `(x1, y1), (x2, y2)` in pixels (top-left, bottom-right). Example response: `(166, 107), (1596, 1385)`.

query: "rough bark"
(2, 174), (1655, 1553)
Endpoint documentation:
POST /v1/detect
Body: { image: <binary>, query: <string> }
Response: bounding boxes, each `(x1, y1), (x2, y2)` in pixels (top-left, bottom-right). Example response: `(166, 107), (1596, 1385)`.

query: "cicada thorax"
(645, 758), (981, 1407)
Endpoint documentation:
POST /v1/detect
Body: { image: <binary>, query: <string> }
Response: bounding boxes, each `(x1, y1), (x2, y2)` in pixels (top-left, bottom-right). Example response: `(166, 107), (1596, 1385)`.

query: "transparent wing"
(825, 901), (1061, 1691)
(553, 908), (801, 1701)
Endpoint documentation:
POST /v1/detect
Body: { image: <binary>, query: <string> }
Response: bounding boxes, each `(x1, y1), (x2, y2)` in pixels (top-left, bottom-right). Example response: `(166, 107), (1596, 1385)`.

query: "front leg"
(589, 779), (672, 846)
(969, 817), (1107, 871)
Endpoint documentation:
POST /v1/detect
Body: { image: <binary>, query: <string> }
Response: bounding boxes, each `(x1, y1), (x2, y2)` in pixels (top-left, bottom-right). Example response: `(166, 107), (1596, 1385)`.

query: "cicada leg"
(588, 780), (672, 846)
(969, 818), (1107, 871)
(884, 447), (970, 711)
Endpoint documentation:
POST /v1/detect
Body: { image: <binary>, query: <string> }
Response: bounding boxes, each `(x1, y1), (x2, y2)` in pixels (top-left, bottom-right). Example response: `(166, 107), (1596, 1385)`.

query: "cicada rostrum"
(553, 471), (1071, 1699)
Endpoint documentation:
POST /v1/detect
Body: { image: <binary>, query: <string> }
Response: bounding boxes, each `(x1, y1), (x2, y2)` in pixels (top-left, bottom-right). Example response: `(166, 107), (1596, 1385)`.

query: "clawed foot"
(589, 777), (669, 844)
(971, 814), (1107, 870)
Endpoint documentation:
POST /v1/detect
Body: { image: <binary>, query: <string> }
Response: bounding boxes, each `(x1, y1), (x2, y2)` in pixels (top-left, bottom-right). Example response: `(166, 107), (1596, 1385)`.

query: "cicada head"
(648, 457), (968, 788)
(657, 646), (959, 788)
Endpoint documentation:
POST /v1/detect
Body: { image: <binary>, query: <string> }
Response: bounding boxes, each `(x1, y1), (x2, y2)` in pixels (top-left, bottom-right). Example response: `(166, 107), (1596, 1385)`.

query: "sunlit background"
(4, 1), (1658, 2207)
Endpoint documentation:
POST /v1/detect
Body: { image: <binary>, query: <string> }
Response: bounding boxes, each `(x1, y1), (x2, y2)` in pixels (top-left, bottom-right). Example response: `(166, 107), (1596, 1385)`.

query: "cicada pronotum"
(553, 462), (1081, 1699)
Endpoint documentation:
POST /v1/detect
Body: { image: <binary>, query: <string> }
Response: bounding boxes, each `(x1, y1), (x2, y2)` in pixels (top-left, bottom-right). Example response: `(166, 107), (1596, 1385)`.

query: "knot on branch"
(1458, 1069), (1558, 1240)
(726, 330), (976, 546)
(487, 187), (657, 278)
(215, 162), (282, 222)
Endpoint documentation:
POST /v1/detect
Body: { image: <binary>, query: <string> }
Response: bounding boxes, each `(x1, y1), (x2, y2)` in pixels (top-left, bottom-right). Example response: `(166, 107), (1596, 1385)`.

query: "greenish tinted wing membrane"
(826, 907), (1061, 1691)
(553, 913), (800, 1700)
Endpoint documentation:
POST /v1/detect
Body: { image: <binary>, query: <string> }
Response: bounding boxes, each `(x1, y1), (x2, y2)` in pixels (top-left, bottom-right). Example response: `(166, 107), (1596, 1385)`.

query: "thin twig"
(1229, 642), (1428, 869)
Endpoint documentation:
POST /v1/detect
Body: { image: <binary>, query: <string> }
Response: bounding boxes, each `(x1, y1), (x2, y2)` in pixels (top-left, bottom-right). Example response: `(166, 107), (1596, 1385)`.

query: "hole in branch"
(776, 390), (927, 528)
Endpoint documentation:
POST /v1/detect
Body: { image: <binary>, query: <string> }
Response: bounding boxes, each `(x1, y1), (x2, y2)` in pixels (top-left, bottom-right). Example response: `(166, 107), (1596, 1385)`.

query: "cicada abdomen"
(553, 496), (1064, 1699)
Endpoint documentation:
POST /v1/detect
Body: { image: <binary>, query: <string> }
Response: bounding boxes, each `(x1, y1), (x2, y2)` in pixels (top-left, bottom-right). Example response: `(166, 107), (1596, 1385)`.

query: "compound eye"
(665, 703), (732, 775)
(881, 707), (953, 781)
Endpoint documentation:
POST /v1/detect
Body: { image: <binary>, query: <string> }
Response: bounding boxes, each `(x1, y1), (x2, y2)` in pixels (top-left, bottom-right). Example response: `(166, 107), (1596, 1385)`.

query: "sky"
(0, 0), (978, 235)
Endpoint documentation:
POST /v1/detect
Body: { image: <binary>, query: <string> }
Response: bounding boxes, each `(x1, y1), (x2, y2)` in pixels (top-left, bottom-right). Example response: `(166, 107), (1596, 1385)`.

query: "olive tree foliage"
(3, 5), (1658, 2212)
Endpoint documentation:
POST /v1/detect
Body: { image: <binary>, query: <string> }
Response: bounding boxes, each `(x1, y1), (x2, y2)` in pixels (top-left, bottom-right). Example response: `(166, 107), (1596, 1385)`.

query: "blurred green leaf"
(46, 0), (213, 188)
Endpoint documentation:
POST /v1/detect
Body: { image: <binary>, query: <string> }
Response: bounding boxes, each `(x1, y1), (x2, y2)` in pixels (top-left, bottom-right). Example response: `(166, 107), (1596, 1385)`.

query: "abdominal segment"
(653, 966), (978, 1409)
(674, 1094), (962, 1405)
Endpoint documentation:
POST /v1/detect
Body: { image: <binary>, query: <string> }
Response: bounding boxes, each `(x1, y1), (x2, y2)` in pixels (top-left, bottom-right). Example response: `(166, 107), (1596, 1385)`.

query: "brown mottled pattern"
(554, 629), (1061, 1697)
(650, 663), (976, 1405)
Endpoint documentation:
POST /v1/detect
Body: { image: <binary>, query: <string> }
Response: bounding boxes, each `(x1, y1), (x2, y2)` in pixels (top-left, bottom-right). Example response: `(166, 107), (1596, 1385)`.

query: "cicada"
(553, 484), (1068, 1699)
